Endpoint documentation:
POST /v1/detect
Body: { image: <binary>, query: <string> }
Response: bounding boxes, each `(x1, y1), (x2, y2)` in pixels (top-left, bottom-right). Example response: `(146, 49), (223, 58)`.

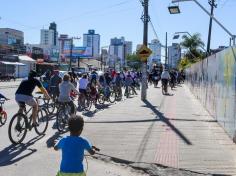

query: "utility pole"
(68, 39), (73, 71)
(165, 32), (168, 67)
(207, 0), (217, 55)
(141, 0), (149, 101)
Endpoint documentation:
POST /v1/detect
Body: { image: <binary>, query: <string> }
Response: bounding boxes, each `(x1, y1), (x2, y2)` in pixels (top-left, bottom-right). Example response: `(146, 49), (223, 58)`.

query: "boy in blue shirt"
(54, 115), (96, 176)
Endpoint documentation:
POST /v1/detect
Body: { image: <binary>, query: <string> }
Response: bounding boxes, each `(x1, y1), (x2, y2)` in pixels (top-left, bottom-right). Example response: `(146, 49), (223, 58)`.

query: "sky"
(0, 0), (235, 57)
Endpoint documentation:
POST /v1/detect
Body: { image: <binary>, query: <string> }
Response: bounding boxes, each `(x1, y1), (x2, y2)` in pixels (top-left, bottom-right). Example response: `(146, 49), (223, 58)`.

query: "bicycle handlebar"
(92, 146), (100, 152)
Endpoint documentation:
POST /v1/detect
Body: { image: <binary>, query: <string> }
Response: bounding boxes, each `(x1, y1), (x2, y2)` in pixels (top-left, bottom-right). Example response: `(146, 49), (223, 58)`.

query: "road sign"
(137, 45), (152, 62)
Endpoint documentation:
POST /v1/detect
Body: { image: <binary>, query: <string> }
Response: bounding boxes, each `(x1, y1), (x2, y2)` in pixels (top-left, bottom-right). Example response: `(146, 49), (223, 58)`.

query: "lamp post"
(170, 0), (236, 46)
(207, 0), (217, 54)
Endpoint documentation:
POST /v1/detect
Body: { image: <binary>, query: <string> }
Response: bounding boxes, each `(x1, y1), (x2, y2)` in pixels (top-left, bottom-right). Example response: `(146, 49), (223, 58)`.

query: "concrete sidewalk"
(82, 84), (236, 175)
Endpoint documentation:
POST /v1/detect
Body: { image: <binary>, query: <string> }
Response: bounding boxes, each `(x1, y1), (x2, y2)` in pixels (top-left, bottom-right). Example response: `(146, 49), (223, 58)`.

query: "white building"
(168, 43), (181, 68)
(83, 30), (100, 58)
(40, 29), (55, 46)
(109, 37), (132, 68)
(148, 39), (162, 70)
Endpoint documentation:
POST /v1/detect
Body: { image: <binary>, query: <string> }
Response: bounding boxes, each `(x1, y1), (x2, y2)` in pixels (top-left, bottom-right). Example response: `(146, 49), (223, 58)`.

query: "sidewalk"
(82, 84), (236, 175)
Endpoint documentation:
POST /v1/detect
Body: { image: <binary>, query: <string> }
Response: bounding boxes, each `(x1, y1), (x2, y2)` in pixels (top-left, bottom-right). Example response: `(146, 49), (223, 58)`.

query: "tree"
(180, 33), (205, 61)
(126, 54), (142, 70)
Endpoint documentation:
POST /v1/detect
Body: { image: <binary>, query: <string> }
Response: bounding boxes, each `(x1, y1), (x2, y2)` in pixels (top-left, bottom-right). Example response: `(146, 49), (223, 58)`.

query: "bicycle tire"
(34, 108), (49, 135)
(109, 91), (116, 103)
(84, 98), (92, 111)
(98, 94), (105, 105)
(56, 108), (68, 133)
(44, 99), (56, 114)
(8, 113), (27, 144)
(0, 112), (7, 125)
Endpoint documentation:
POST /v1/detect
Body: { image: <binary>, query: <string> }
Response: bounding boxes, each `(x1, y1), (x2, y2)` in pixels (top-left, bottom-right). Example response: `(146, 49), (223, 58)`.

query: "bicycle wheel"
(44, 99), (56, 114)
(98, 94), (105, 105)
(84, 97), (92, 111)
(56, 108), (68, 133)
(8, 113), (27, 144)
(109, 91), (116, 103)
(162, 85), (165, 95)
(34, 108), (49, 135)
(0, 111), (7, 125)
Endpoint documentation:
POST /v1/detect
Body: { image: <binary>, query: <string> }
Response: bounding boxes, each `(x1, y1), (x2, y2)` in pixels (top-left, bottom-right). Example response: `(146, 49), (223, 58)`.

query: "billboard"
(63, 46), (92, 58)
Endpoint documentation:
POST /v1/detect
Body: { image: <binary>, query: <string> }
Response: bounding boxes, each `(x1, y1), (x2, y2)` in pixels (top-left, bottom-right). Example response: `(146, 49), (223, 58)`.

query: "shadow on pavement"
(85, 118), (159, 124)
(82, 104), (111, 118)
(0, 135), (45, 166)
(143, 100), (192, 145)
(46, 131), (64, 148)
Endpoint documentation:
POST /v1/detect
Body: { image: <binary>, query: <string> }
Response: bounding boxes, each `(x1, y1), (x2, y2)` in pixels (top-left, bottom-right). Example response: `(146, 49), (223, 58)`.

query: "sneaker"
(15, 123), (22, 132)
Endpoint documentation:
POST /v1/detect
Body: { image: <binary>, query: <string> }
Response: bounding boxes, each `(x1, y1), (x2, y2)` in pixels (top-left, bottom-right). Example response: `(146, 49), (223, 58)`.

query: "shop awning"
(0, 61), (25, 66)
(18, 55), (35, 62)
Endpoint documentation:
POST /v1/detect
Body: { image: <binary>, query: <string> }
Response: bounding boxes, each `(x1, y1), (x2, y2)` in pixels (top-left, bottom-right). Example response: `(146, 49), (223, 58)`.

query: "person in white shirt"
(58, 74), (79, 115)
(161, 69), (171, 93)
(77, 74), (89, 94)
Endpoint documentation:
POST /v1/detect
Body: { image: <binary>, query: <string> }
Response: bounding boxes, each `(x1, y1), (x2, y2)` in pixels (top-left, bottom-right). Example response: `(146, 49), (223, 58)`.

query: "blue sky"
(0, 0), (235, 53)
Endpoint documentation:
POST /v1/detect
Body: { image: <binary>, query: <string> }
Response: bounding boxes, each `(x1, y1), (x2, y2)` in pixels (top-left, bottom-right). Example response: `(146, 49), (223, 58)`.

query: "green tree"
(126, 54), (142, 70)
(181, 33), (205, 61)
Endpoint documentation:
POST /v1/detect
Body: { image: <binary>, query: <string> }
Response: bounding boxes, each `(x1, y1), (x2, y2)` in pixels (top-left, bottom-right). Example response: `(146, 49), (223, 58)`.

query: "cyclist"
(77, 74), (89, 107)
(58, 74), (79, 116)
(161, 68), (171, 93)
(15, 70), (50, 127)
(54, 115), (96, 176)
(114, 72), (123, 97)
(49, 70), (62, 99)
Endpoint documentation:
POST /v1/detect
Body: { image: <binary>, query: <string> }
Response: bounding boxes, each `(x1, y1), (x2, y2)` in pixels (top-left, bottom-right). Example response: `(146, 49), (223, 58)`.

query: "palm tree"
(180, 33), (205, 61)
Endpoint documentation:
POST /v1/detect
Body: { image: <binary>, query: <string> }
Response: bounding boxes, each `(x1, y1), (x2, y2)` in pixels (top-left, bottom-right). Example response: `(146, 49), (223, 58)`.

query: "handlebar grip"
(92, 146), (100, 152)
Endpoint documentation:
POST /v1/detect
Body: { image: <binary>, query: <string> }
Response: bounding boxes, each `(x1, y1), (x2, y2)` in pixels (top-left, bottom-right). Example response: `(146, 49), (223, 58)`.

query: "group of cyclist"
(148, 65), (185, 94)
(0, 67), (185, 176)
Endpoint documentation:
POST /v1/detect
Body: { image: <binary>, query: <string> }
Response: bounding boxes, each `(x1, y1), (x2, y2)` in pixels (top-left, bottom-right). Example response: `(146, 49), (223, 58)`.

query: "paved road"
(0, 83), (236, 176)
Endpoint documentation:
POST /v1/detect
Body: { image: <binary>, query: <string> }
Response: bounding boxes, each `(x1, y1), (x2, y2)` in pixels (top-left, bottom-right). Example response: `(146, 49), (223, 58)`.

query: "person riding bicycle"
(49, 70), (62, 99)
(114, 72), (123, 97)
(15, 70), (50, 127)
(58, 74), (79, 116)
(77, 74), (89, 97)
(54, 115), (96, 176)
(161, 68), (171, 93)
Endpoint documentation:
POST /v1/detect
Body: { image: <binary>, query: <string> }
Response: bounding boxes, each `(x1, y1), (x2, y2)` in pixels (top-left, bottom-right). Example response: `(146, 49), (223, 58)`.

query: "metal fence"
(186, 47), (236, 142)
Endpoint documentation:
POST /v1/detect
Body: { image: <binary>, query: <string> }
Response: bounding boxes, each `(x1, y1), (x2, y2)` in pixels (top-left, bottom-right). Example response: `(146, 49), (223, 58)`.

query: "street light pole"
(207, 0), (217, 55)
(141, 0), (149, 101)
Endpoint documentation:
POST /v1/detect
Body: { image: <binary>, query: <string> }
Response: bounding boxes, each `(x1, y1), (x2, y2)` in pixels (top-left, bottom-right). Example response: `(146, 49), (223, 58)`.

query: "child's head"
(68, 115), (84, 136)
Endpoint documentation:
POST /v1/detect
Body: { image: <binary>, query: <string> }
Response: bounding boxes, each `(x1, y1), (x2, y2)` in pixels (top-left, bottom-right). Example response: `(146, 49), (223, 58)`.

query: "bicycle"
(56, 101), (76, 133)
(8, 96), (49, 144)
(161, 79), (168, 95)
(78, 92), (91, 111)
(0, 98), (7, 126)
(84, 146), (100, 174)
(98, 86), (116, 104)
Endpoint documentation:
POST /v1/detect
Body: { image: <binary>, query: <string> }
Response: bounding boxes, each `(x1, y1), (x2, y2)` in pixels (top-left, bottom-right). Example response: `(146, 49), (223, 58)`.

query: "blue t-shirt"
(55, 136), (92, 173)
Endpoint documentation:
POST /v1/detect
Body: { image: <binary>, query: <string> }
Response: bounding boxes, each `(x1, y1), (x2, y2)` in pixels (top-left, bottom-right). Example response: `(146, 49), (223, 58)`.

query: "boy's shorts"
(57, 172), (86, 176)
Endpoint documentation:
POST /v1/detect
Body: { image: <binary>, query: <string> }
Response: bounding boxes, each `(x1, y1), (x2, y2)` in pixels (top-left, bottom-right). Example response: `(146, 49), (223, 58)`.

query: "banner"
(64, 46), (92, 58)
